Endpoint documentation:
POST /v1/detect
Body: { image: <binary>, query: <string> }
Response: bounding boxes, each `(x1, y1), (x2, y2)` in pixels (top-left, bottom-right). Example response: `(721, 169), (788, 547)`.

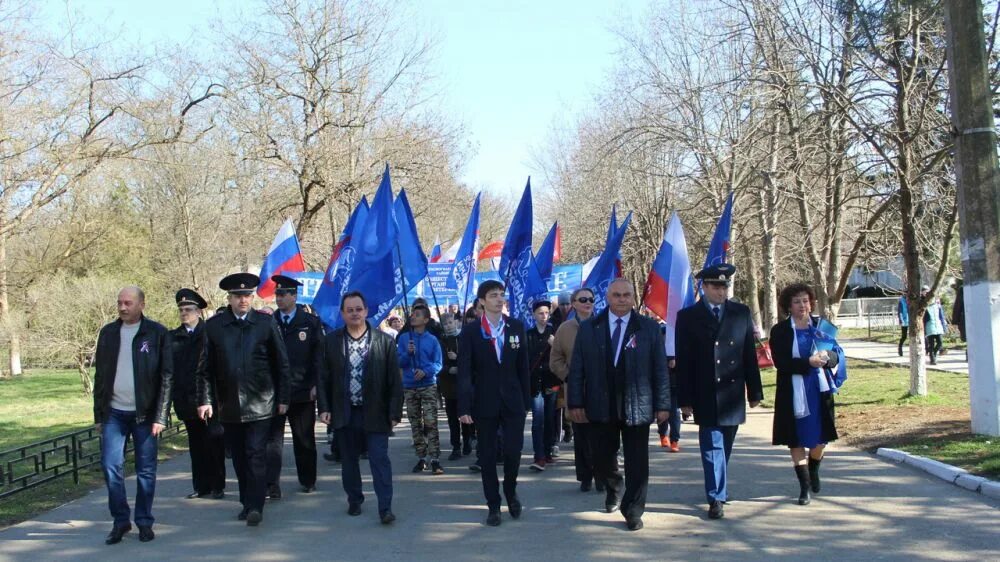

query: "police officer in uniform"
(172, 288), (226, 500)
(265, 275), (323, 497)
(197, 273), (291, 527)
(674, 264), (763, 520)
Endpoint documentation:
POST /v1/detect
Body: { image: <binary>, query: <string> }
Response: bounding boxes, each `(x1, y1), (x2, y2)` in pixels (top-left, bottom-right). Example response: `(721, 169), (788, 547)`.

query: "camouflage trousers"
(404, 385), (441, 460)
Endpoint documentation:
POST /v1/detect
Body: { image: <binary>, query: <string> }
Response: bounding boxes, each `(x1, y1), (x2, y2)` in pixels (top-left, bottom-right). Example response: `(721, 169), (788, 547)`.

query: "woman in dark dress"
(770, 283), (840, 506)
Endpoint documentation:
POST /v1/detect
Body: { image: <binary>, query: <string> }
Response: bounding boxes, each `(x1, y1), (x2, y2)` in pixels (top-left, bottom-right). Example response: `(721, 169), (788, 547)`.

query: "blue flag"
(313, 197), (369, 329)
(584, 210), (632, 315)
(347, 164), (401, 325)
(446, 193), (481, 311)
(500, 179), (548, 326)
(699, 191), (734, 293)
(393, 189), (428, 291)
(535, 222), (560, 281)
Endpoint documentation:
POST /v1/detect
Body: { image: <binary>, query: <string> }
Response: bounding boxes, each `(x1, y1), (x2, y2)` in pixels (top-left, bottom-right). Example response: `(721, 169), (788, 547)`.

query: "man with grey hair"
(93, 286), (173, 545)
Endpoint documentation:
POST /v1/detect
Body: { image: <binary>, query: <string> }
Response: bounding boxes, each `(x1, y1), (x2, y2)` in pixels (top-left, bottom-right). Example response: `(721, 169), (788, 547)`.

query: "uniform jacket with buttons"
(171, 319), (206, 421)
(674, 299), (763, 427)
(567, 309), (670, 426)
(275, 305), (324, 403)
(197, 308), (292, 423)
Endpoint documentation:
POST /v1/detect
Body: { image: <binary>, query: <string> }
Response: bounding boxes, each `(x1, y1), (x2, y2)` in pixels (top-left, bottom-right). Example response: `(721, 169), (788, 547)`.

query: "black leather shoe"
(324, 452), (341, 463)
(138, 525), (155, 542)
(508, 498), (522, 519)
(186, 491), (208, 499)
(301, 485), (316, 493)
(211, 490), (226, 499)
(448, 449), (462, 461)
(486, 509), (501, 526)
(468, 463), (482, 473)
(626, 517), (644, 531)
(105, 523), (131, 545)
(348, 503), (362, 516)
(237, 508), (248, 521)
(380, 511), (396, 525)
(579, 480), (592, 492)
(267, 484), (282, 500)
(595, 480), (606, 492)
(246, 509), (262, 526)
(412, 459), (427, 473)
(708, 500), (724, 520)
(605, 491), (620, 513)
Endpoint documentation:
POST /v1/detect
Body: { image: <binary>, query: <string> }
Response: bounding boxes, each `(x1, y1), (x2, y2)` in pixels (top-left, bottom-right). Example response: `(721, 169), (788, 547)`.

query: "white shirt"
(609, 311), (631, 366)
(486, 315), (505, 362)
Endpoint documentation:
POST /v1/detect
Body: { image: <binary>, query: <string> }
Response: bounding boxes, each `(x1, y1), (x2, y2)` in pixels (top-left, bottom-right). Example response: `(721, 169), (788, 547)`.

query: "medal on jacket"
(510, 334), (520, 349)
(299, 330), (307, 341)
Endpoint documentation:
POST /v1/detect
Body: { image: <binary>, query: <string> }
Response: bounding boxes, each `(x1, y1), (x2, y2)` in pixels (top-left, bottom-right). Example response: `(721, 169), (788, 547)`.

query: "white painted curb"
(876, 447), (998, 498)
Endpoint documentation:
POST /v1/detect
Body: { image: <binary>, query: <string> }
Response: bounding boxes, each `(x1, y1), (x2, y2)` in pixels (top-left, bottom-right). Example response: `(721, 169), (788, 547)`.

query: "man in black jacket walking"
(318, 291), (403, 525)
(567, 279), (670, 532)
(93, 286), (173, 544)
(265, 275), (323, 497)
(171, 288), (225, 500)
(197, 273), (291, 527)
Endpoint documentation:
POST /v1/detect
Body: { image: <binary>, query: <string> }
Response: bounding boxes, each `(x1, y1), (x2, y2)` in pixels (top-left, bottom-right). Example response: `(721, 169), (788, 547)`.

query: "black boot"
(808, 456), (822, 494)
(794, 465), (811, 505)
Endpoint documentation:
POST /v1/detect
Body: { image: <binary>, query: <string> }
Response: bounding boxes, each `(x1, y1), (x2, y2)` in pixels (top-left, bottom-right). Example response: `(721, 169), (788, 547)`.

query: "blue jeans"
(698, 425), (738, 503)
(657, 393), (682, 442)
(338, 406), (393, 514)
(101, 409), (158, 527)
(531, 391), (557, 460)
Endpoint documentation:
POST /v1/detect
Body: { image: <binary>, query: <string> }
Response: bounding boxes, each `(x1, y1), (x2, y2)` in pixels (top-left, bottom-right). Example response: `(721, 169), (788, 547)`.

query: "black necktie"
(612, 318), (624, 366)
(282, 315), (290, 327)
(712, 306), (720, 321)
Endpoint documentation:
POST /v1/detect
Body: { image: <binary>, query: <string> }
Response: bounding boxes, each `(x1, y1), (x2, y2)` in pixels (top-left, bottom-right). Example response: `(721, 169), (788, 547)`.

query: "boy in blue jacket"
(397, 306), (444, 474)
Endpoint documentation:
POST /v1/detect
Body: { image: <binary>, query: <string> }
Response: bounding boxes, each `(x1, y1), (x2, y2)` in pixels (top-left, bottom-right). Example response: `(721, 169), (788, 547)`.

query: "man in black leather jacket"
(171, 288), (225, 501)
(567, 279), (670, 532)
(93, 286), (173, 545)
(196, 273), (291, 527)
(318, 291), (403, 525)
(265, 275), (323, 497)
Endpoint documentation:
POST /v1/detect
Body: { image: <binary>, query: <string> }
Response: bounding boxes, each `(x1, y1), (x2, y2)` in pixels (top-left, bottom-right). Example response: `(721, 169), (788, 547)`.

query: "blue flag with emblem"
(446, 193), (481, 311)
(698, 191), (734, 294)
(313, 197), (369, 329)
(535, 222), (560, 282)
(584, 210), (632, 315)
(347, 164), (401, 325)
(393, 189), (428, 291)
(499, 179), (548, 327)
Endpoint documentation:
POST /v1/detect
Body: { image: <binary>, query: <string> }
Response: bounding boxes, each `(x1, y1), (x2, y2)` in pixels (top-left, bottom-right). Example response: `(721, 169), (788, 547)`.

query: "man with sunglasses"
(550, 287), (599, 492)
(172, 288), (225, 501)
(674, 263), (763, 521)
(265, 275), (324, 498)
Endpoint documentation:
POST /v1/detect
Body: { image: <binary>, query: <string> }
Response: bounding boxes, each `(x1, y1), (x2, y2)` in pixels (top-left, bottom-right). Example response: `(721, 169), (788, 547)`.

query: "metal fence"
(0, 415), (185, 500)
(835, 297), (900, 332)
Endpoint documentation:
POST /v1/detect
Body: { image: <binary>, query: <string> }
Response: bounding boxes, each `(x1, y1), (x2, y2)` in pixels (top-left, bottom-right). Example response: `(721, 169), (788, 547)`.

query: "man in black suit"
(567, 279), (670, 532)
(265, 275), (324, 497)
(458, 280), (531, 527)
(675, 264), (764, 520)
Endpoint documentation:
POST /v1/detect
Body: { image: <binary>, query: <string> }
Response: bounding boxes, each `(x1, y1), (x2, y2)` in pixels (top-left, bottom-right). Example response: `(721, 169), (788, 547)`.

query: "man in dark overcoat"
(675, 264), (763, 520)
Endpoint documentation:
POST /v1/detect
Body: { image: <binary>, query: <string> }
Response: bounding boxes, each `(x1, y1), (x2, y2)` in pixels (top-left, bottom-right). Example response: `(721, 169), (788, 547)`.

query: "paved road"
(840, 339), (969, 374)
(1, 408), (997, 561)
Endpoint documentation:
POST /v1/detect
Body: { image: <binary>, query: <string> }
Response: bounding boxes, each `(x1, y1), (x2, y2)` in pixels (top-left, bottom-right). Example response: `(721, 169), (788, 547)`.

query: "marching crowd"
(92, 264), (845, 544)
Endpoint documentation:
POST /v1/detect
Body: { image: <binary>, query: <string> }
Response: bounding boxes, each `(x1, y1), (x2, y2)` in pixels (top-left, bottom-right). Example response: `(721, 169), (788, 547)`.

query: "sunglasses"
(575, 297), (595, 304)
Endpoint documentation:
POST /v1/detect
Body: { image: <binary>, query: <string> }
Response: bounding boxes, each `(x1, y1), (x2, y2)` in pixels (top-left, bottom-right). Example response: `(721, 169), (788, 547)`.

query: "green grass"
(0, 369), (188, 528)
(897, 436), (1000, 479)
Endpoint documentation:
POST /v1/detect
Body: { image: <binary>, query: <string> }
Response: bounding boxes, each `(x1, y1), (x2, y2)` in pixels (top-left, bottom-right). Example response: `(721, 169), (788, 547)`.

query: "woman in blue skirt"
(770, 283), (841, 505)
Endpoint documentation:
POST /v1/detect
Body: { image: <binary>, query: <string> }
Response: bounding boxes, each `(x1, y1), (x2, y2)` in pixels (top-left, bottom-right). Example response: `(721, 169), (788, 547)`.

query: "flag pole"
(394, 242), (411, 320)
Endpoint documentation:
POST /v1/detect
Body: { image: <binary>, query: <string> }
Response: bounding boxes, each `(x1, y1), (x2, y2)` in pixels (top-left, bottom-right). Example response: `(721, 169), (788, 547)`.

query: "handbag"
(756, 339), (774, 369)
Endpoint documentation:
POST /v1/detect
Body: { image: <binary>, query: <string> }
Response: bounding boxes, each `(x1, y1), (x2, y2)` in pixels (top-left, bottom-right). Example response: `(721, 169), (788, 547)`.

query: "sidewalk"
(1, 409), (997, 561)
(840, 338), (969, 374)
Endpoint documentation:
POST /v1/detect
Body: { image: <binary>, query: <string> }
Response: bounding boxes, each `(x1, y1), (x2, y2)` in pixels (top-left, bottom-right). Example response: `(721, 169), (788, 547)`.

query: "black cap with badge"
(271, 274), (302, 295)
(175, 288), (207, 309)
(219, 272), (260, 295)
(695, 263), (737, 284)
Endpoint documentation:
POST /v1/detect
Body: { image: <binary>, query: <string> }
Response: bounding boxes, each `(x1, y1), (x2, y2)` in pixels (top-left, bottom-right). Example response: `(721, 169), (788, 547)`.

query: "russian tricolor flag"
(644, 212), (695, 356)
(257, 218), (306, 298)
(429, 237), (443, 263)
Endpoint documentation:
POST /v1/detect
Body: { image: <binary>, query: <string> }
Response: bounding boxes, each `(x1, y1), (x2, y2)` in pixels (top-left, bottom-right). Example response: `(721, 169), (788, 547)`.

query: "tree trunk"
(0, 227), (22, 378)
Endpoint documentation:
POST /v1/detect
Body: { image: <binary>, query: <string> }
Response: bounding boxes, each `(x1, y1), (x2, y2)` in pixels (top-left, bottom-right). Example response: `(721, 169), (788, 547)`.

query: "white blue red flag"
(429, 237), (443, 263)
(644, 212), (695, 356)
(257, 218), (306, 298)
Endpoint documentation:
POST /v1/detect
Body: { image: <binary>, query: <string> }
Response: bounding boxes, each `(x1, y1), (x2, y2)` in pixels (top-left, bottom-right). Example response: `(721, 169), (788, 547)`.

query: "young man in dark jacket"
(196, 273), (291, 527)
(171, 288), (225, 501)
(318, 291), (403, 525)
(526, 300), (559, 472)
(265, 275), (324, 497)
(93, 286), (173, 544)
(439, 313), (474, 460)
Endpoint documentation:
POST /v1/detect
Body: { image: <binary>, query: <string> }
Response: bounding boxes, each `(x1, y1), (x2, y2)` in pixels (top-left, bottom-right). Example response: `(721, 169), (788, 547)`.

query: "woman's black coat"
(769, 317), (839, 447)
